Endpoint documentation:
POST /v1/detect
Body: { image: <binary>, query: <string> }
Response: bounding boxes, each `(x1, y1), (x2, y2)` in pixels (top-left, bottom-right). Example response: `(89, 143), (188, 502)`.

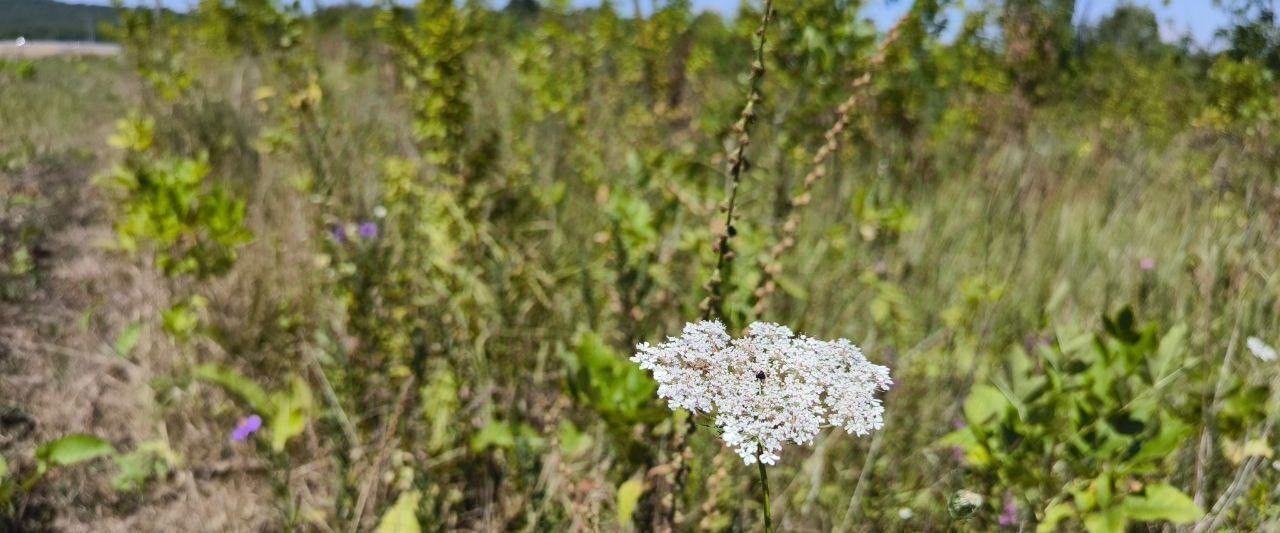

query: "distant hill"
(0, 0), (119, 41)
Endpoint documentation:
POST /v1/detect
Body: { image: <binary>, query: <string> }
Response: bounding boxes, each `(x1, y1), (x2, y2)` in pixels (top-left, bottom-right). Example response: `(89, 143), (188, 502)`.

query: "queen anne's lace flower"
(632, 321), (892, 465)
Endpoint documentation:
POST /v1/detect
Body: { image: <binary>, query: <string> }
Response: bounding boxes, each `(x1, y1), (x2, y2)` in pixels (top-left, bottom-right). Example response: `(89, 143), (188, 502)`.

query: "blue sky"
(90, 0), (1234, 47)
(654, 0), (1231, 47)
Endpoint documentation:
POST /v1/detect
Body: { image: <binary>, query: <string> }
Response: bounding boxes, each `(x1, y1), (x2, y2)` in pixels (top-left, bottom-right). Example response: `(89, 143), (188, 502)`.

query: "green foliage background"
(3, 0), (1280, 531)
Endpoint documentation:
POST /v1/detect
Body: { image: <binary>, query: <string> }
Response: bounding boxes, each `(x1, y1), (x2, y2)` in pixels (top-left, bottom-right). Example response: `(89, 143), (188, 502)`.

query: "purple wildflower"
(330, 224), (347, 243)
(357, 221), (378, 240)
(231, 414), (263, 442)
(998, 493), (1018, 527)
(1139, 257), (1155, 271)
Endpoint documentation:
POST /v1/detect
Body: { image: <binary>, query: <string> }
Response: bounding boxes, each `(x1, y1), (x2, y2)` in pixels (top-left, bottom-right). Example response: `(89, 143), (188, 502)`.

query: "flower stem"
(756, 445), (772, 533)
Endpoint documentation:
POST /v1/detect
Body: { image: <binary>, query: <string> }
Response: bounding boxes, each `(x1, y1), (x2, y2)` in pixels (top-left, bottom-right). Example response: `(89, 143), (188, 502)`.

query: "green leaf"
(1119, 484), (1203, 524)
(161, 301), (201, 340)
(111, 441), (175, 492)
(963, 384), (1010, 425)
(193, 364), (271, 415)
(420, 365), (458, 453)
(937, 429), (990, 466)
(616, 478), (644, 525)
(1151, 323), (1187, 380)
(471, 420), (516, 452)
(567, 331), (660, 426)
(269, 377), (313, 453)
(114, 322), (143, 358)
(1130, 417), (1190, 466)
(1037, 501), (1075, 533)
(376, 490), (421, 533)
(1084, 508), (1126, 533)
(37, 435), (116, 467)
(0, 455), (8, 481)
(557, 421), (594, 458)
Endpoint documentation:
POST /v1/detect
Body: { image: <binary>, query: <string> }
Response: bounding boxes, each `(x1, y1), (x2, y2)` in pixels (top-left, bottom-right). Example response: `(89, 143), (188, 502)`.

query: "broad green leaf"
(269, 377), (313, 453)
(114, 322), (143, 358)
(937, 429), (990, 466)
(963, 385), (1009, 425)
(161, 302), (201, 340)
(1058, 330), (1095, 357)
(0, 455), (8, 480)
(1094, 474), (1113, 508)
(1130, 417), (1190, 466)
(616, 478), (644, 525)
(193, 364), (271, 415)
(471, 421), (516, 452)
(1037, 501), (1075, 533)
(1151, 323), (1187, 380)
(376, 490), (421, 533)
(1119, 484), (1203, 524)
(37, 435), (116, 467)
(111, 441), (175, 492)
(1224, 436), (1273, 465)
(516, 423), (547, 452)
(1083, 508), (1126, 533)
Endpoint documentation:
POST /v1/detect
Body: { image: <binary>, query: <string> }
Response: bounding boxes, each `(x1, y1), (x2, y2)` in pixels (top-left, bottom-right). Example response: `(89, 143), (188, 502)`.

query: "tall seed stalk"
(751, 16), (908, 319)
(671, 1), (777, 530)
(699, 0), (776, 323)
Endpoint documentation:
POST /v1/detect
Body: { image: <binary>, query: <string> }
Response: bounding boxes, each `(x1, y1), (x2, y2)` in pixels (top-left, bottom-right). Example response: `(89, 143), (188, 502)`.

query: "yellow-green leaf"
(963, 385), (1009, 425)
(376, 490), (421, 533)
(114, 322), (143, 358)
(37, 434), (116, 467)
(1119, 484), (1203, 524)
(269, 377), (313, 453)
(1037, 501), (1075, 533)
(193, 364), (271, 414)
(616, 478), (644, 526)
(1083, 508), (1125, 533)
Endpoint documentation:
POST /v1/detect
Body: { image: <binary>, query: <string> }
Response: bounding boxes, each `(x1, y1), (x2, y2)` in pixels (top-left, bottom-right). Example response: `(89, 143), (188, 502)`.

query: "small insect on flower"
(231, 414), (263, 442)
(1248, 336), (1277, 362)
(632, 321), (892, 465)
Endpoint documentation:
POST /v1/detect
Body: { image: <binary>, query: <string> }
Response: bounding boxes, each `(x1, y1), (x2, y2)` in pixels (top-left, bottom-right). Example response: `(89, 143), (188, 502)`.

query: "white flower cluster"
(632, 320), (892, 465)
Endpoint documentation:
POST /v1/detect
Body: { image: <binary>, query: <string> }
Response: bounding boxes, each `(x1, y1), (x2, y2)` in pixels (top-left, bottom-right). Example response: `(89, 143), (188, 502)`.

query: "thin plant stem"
(757, 445), (772, 533)
(664, 0), (778, 527)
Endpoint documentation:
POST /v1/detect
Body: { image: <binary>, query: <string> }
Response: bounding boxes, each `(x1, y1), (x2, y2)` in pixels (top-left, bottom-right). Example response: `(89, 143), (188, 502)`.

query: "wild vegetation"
(3, 0), (1280, 531)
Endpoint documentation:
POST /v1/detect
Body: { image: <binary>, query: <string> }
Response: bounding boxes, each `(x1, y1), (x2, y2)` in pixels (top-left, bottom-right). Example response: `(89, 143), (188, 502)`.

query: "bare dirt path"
(1, 65), (275, 531)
